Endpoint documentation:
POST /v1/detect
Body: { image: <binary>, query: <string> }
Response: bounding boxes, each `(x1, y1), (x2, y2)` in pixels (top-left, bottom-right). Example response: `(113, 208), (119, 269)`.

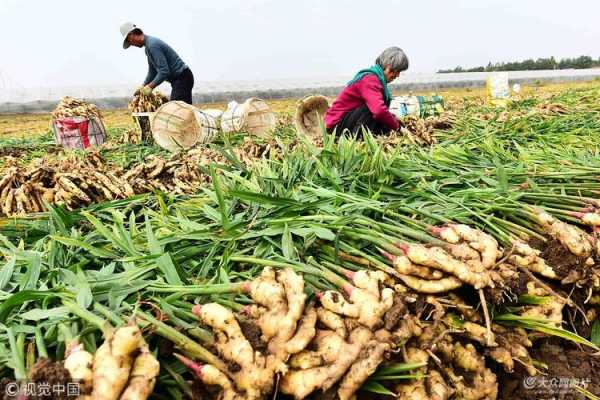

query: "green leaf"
(81, 211), (120, 247)
(0, 234), (17, 252)
(6, 327), (26, 379)
(21, 307), (69, 321)
(51, 236), (118, 259)
(282, 224), (296, 260)
(202, 205), (223, 223)
(145, 214), (162, 254)
(75, 269), (93, 309)
(100, 280), (151, 306)
(360, 380), (396, 396)
(518, 295), (551, 305)
(21, 253), (42, 290)
(110, 210), (139, 256)
(590, 320), (600, 347)
(372, 362), (428, 377)
(494, 313), (600, 351)
(0, 256), (16, 291)
(231, 189), (299, 206)
(219, 267), (230, 284)
(0, 290), (64, 321)
(155, 253), (183, 285)
(47, 204), (69, 236)
(493, 156), (508, 193)
(291, 226), (336, 241)
(128, 211), (138, 238)
(370, 374), (427, 381)
(211, 166), (229, 229)
(239, 227), (284, 240)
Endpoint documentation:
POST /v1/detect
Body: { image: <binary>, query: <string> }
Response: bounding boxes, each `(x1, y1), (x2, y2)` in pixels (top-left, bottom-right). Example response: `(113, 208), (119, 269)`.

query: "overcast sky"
(1, 0), (599, 89)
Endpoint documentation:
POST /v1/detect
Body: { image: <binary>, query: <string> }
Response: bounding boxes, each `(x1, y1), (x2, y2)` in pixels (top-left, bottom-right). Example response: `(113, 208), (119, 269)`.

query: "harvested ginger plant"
(52, 96), (102, 120)
(178, 268), (399, 400)
(63, 324), (159, 400)
(11, 324), (159, 400)
(3, 86), (600, 400)
(128, 89), (169, 113)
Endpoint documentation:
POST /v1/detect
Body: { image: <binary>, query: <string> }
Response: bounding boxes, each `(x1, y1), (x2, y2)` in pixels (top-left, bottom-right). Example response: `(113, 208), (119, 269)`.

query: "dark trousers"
(170, 68), (194, 104)
(328, 104), (391, 138)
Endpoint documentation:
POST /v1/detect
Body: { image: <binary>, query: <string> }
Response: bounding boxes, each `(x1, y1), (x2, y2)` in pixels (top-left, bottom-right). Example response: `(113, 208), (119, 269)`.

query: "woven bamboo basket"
(151, 101), (218, 152)
(294, 95), (330, 137)
(221, 98), (277, 138)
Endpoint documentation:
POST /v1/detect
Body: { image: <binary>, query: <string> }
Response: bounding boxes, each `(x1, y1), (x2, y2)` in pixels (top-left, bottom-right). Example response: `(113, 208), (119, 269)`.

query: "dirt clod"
(384, 295), (407, 330)
(533, 239), (589, 279)
(28, 358), (76, 399)
(238, 318), (268, 353)
(498, 339), (600, 400)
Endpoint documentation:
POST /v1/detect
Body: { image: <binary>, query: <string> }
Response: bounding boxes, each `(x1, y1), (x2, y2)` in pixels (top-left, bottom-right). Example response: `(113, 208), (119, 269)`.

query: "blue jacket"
(143, 35), (188, 87)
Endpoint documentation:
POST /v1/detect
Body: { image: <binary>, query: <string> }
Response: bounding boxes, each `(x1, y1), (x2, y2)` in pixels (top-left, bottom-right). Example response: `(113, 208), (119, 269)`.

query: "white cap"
(120, 22), (141, 49)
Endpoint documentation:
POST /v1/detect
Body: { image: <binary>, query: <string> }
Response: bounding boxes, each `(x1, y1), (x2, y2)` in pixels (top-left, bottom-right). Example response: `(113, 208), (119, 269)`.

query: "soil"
(330, 292), (340, 303)
(0, 378), (17, 400)
(307, 386), (337, 400)
(567, 289), (598, 339)
(0, 145), (61, 160)
(531, 238), (590, 280)
(157, 336), (175, 359)
(226, 361), (242, 374)
(238, 318), (267, 354)
(191, 380), (223, 400)
(0, 148), (23, 158)
(485, 271), (530, 305)
(406, 294), (427, 317)
(430, 119), (453, 130)
(28, 358), (76, 399)
(384, 295), (407, 330)
(498, 339), (600, 400)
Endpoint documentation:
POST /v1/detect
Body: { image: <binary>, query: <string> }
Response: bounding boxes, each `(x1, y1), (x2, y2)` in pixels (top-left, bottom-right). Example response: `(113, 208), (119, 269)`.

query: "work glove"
(141, 85), (153, 96)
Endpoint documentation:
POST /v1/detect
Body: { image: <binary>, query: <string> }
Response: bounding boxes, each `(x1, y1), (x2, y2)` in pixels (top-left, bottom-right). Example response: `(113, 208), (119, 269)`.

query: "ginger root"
(120, 341), (161, 400)
(398, 243), (492, 289)
(337, 340), (390, 400)
(399, 274), (463, 294)
(62, 324), (159, 400)
(520, 282), (565, 327)
(381, 251), (444, 279)
(395, 348), (429, 399)
(281, 327), (373, 400)
(439, 341), (499, 400)
(316, 307), (347, 338)
(534, 210), (594, 257)
(319, 270), (394, 329)
(432, 224), (502, 270)
(63, 340), (94, 393)
(92, 325), (142, 400)
(189, 268), (317, 400)
(509, 241), (558, 279)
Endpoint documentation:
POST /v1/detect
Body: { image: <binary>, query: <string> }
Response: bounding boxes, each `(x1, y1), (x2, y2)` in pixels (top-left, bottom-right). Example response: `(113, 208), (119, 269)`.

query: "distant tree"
(574, 56), (593, 69)
(438, 55), (599, 73)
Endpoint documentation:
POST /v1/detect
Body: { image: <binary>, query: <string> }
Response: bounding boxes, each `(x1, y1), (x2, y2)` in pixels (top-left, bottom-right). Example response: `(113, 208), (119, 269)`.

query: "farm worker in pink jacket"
(325, 47), (409, 137)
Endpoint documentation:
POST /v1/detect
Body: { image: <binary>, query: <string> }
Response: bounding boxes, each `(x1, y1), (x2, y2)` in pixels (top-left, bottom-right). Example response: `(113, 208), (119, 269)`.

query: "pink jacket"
(324, 74), (400, 131)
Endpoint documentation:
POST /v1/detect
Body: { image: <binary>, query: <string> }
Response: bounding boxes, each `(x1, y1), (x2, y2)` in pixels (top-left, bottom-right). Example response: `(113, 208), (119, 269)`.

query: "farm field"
(0, 80), (599, 399)
(2, 80), (597, 138)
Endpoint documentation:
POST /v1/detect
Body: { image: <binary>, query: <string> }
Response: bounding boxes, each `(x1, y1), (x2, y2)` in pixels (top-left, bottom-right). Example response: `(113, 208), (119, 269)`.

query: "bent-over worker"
(325, 47), (409, 137)
(120, 22), (194, 104)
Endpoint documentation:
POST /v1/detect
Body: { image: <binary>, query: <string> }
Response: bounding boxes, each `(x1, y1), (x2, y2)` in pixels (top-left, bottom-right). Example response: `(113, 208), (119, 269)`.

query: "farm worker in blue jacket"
(120, 22), (194, 104)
